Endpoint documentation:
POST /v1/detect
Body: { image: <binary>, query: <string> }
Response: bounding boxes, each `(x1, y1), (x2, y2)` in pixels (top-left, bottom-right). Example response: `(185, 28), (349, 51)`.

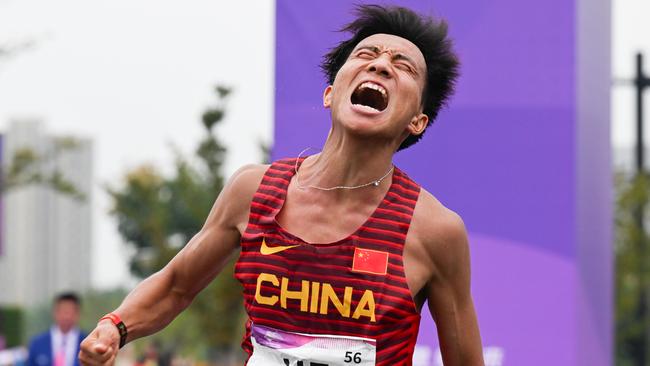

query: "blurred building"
(0, 120), (93, 306)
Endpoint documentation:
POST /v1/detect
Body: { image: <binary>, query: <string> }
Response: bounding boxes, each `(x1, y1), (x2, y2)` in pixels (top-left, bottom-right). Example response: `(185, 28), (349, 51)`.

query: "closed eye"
(356, 50), (376, 58)
(395, 63), (416, 75)
(393, 55), (417, 75)
(395, 63), (410, 71)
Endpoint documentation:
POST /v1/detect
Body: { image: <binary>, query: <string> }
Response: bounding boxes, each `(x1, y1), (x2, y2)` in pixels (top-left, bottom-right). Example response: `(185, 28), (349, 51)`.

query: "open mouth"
(351, 81), (388, 112)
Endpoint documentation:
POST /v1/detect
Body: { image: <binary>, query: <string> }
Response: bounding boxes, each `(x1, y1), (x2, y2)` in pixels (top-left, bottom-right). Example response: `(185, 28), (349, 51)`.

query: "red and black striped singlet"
(234, 158), (422, 366)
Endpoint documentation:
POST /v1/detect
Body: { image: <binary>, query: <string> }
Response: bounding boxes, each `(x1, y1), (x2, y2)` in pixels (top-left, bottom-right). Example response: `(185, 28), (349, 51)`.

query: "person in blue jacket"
(27, 293), (86, 366)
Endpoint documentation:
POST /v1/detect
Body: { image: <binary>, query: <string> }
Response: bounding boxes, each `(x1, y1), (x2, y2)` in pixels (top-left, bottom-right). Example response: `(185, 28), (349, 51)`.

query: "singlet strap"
(246, 158), (301, 228)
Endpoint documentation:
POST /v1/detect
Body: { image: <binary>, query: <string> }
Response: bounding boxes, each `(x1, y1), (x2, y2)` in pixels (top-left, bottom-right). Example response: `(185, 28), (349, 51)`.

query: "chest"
(271, 187), (431, 305)
(275, 187), (386, 244)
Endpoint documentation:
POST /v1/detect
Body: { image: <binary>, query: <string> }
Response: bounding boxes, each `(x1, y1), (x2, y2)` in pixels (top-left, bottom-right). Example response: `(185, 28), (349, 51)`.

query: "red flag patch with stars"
(352, 247), (389, 275)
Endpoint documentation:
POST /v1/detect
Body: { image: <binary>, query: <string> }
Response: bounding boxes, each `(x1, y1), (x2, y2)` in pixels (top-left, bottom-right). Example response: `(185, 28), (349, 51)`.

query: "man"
(28, 293), (86, 366)
(79, 5), (483, 366)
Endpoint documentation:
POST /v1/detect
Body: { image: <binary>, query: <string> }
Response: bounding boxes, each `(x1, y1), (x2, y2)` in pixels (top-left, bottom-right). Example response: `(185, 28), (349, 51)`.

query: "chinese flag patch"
(352, 248), (389, 275)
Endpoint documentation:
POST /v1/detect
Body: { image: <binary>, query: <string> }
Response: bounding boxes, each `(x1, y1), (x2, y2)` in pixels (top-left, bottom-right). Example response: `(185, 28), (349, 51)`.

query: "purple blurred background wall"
(273, 1), (611, 364)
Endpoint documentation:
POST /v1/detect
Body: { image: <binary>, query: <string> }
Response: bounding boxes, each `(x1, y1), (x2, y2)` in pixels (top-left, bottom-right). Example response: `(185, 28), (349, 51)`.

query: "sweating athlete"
(79, 5), (484, 366)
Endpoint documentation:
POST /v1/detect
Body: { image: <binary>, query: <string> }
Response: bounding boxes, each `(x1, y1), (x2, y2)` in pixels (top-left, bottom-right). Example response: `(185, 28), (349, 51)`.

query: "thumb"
(92, 341), (110, 354)
(92, 332), (115, 354)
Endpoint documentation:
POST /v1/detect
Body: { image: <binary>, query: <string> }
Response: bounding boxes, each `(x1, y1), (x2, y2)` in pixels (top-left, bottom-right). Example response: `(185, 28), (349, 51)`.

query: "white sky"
(0, 0), (648, 289)
(0, 0), (274, 288)
(612, 0), (650, 153)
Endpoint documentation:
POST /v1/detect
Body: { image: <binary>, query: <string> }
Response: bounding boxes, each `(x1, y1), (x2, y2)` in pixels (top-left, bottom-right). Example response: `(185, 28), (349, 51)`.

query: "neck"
(297, 128), (396, 190)
(56, 326), (75, 335)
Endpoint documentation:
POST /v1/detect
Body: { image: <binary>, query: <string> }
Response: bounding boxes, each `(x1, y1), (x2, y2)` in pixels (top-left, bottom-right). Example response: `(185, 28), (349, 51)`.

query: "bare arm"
(79, 164), (267, 365)
(426, 211), (483, 365)
(410, 192), (484, 366)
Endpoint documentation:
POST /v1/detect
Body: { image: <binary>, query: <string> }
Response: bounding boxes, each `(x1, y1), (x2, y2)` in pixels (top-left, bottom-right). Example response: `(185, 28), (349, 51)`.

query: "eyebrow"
(354, 45), (418, 72)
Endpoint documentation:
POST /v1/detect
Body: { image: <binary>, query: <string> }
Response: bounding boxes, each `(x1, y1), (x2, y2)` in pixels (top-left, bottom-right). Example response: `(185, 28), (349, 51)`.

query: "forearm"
(440, 305), (483, 365)
(80, 166), (259, 365)
(111, 267), (192, 343)
(108, 228), (237, 343)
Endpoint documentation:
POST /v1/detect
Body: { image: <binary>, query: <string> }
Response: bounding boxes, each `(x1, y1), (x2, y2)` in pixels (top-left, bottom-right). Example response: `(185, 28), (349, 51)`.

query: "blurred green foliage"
(0, 306), (24, 348)
(23, 303), (50, 343)
(0, 138), (86, 200)
(616, 172), (650, 365)
(106, 85), (246, 362)
(79, 288), (131, 330)
(0, 38), (75, 198)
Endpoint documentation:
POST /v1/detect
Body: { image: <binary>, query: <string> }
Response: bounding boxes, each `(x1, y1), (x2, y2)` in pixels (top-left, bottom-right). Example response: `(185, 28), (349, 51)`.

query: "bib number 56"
(344, 352), (362, 364)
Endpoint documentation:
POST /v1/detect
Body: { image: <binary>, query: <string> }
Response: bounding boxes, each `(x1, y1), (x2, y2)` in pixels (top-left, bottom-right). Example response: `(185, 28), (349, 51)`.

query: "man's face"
(324, 33), (428, 144)
(53, 300), (80, 333)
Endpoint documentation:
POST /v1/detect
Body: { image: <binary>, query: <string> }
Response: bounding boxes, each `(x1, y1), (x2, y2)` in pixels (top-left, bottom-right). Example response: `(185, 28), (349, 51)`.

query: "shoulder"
(219, 163), (270, 203)
(206, 163), (269, 230)
(221, 158), (301, 200)
(27, 331), (51, 366)
(410, 188), (469, 277)
(228, 163), (270, 186)
(412, 188), (466, 241)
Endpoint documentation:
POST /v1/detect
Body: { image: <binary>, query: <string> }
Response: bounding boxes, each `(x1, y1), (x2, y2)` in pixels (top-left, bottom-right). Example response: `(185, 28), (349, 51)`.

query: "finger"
(95, 329), (117, 353)
(93, 342), (109, 354)
(80, 343), (114, 365)
(93, 346), (114, 364)
(81, 348), (115, 366)
(79, 350), (100, 366)
(79, 322), (120, 366)
(104, 351), (117, 366)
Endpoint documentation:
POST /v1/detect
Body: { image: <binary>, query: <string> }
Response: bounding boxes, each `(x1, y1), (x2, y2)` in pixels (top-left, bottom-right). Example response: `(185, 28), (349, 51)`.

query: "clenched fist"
(78, 320), (120, 366)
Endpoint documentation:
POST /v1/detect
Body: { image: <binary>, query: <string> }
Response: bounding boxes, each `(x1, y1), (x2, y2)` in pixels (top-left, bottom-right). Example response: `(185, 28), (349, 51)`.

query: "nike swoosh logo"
(260, 238), (299, 255)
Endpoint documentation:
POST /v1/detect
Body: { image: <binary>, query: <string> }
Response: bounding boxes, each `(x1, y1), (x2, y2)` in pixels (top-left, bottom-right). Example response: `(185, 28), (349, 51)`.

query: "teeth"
(360, 82), (387, 98)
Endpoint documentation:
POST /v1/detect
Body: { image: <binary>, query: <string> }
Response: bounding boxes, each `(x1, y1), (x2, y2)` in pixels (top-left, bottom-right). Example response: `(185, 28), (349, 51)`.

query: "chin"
(339, 116), (391, 140)
(331, 100), (397, 135)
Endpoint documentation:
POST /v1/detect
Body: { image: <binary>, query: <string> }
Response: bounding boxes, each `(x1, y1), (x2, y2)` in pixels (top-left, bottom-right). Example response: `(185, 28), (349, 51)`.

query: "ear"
(407, 112), (428, 136)
(323, 85), (333, 108)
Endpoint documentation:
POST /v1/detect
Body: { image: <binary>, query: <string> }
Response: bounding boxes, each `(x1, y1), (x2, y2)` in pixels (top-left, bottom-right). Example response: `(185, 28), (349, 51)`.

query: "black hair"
(321, 4), (460, 150)
(54, 292), (81, 307)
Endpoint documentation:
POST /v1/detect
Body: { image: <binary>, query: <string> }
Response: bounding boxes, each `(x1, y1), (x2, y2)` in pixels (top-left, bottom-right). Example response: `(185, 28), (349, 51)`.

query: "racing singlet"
(234, 158), (422, 366)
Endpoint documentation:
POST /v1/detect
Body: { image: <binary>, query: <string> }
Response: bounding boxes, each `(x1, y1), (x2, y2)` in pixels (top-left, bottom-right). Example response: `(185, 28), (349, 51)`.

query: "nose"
(366, 54), (393, 79)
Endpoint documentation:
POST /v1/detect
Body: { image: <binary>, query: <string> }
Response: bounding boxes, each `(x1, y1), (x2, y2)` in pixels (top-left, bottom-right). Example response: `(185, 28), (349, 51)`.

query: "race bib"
(247, 323), (377, 366)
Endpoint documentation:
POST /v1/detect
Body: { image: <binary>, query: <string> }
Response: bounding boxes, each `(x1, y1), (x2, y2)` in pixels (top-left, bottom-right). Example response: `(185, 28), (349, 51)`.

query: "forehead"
(353, 33), (426, 69)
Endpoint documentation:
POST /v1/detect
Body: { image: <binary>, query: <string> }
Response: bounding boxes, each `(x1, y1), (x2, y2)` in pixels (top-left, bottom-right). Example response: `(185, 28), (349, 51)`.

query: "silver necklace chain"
(293, 147), (394, 191)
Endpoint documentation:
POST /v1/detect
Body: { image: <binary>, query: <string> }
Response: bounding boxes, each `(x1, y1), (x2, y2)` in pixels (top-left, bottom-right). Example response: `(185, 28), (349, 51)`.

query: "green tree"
(79, 288), (131, 330)
(1, 137), (86, 199)
(0, 306), (24, 348)
(0, 137), (87, 348)
(107, 86), (246, 362)
(1, 38), (68, 197)
(616, 172), (650, 365)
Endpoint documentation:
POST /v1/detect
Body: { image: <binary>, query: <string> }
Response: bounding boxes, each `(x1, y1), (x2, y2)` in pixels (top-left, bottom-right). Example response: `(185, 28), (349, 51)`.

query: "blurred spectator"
(134, 342), (160, 366)
(26, 293), (86, 366)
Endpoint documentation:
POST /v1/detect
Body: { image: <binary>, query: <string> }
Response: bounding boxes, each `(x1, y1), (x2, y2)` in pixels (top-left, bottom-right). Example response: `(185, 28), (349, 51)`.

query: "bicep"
(168, 214), (240, 299)
(162, 164), (265, 299)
